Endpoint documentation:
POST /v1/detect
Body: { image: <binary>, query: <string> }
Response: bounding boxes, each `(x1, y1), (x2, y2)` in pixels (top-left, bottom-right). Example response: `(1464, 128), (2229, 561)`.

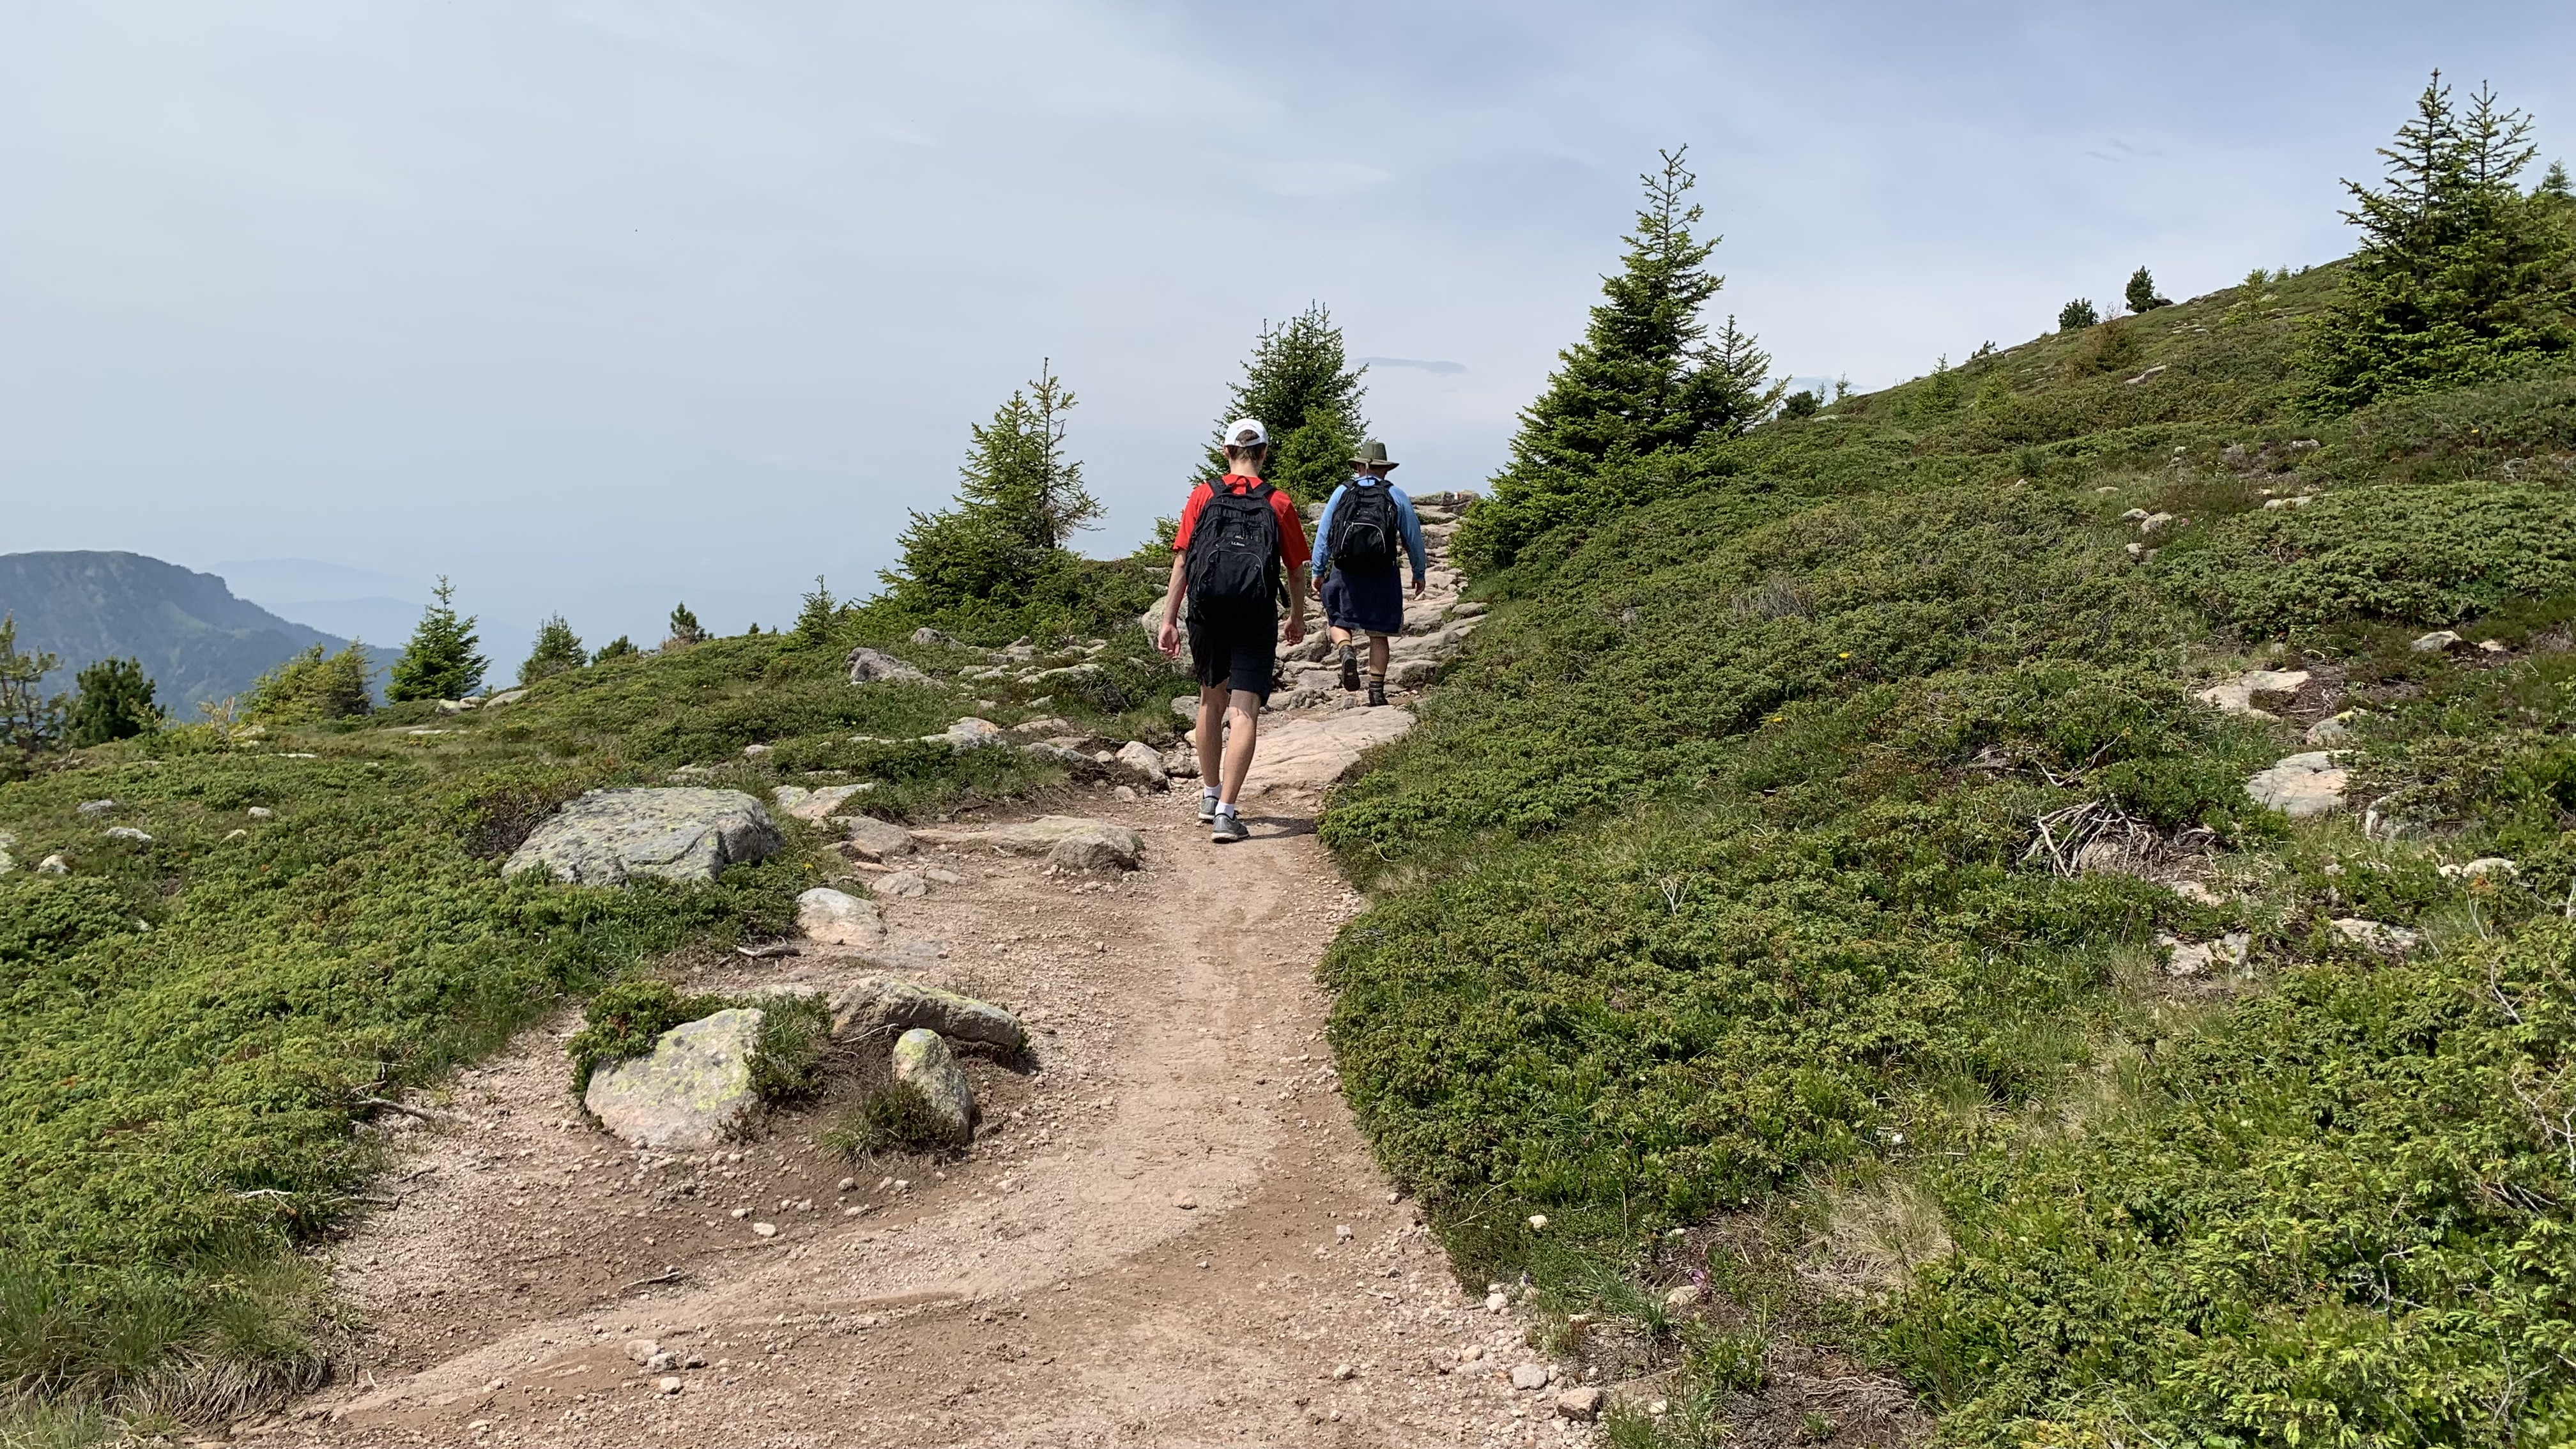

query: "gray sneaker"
(1209, 813), (1249, 844)
(1197, 792), (1220, 824)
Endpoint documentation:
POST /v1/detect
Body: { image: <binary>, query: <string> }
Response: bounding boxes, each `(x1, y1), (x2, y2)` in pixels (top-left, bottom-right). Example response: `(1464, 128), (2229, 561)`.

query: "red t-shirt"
(1172, 474), (1310, 572)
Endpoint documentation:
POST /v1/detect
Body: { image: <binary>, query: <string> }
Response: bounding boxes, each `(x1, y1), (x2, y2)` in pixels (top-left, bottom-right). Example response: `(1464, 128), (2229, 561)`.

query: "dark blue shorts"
(1319, 566), (1406, 636)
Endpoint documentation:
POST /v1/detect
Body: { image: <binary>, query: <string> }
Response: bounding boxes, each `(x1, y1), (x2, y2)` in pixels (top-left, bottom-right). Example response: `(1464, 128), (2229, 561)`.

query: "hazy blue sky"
(6, 1), (2570, 657)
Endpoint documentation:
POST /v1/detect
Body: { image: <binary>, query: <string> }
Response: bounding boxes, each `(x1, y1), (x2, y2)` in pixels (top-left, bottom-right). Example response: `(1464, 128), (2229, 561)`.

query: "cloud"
(1359, 356), (1468, 375)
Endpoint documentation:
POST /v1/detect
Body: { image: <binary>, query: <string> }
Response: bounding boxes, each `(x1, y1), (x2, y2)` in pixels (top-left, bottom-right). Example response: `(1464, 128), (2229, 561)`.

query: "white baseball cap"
(1221, 417), (1269, 450)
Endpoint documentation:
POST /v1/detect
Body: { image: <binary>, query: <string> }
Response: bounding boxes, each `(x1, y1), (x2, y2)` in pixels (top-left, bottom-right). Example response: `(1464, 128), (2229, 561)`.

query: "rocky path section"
(264, 797), (1598, 1449)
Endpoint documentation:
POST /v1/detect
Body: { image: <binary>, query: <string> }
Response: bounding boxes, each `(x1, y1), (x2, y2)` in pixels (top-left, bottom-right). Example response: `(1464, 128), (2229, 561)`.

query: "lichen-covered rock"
(845, 647), (930, 686)
(796, 887), (885, 946)
(583, 1008), (765, 1149)
(836, 815), (916, 862)
(831, 976), (1025, 1052)
(2244, 751), (2350, 818)
(930, 816), (1145, 864)
(503, 788), (785, 885)
(891, 1028), (975, 1140)
(927, 717), (1004, 751)
(2196, 668), (2312, 718)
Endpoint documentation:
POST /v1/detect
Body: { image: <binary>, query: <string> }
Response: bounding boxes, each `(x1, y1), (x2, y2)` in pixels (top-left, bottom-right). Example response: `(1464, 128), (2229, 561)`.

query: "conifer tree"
(666, 603), (705, 648)
(1202, 305), (1368, 504)
(793, 577), (841, 645)
(0, 616), (63, 763)
(594, 636), (640, 663)
(518, 615), (586, 685)
(2058, 298), (2100, 332)
(2126, 266), (2171, 312)
(882, 364), (1100, 615)
(68, 657), (162, 746)
(1459, 148), (1777, 571)
(387, 578), (487, 702)
(2300, 73), (2576, 411)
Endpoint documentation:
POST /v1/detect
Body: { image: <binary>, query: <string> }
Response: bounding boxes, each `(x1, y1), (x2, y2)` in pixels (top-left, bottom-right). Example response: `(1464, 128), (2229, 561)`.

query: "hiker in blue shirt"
(1310, 440), (1427, 707)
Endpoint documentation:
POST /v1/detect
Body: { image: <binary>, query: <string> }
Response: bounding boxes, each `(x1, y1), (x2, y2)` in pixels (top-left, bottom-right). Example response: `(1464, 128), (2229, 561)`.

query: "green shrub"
(66, 658), (161, 747)
(242, 645), (372, 724)
(822, 1082), (962, 1156)
(2155, 480), (2576, 633)
(516, 615), (585, 686)
(2057, 299), (2099, 332)
(1889, 919), (2576, 1444)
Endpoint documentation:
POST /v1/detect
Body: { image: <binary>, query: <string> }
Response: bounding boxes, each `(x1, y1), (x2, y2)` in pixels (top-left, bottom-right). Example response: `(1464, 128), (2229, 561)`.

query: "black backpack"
(1184, 480), (1282, 616)
(1327, 483), (1400, 572)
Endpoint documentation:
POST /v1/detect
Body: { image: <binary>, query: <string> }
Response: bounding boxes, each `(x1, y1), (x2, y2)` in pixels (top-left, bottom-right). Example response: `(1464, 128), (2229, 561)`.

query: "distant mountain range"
(0, 551), (362, 711)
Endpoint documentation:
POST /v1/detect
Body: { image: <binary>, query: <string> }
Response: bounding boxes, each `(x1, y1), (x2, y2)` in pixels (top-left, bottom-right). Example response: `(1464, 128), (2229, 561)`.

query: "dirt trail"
(264, 776), (1595, 1449)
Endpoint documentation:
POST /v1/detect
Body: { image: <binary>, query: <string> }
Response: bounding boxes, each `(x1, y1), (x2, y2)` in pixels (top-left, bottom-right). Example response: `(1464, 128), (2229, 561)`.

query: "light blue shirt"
(1311, 476), (1427, 583)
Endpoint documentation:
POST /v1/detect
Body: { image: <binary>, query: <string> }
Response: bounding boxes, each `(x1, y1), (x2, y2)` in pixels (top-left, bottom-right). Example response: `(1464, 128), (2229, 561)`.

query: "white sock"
(1215, 802), (1238, 818)
(1201, 786), (1220, 802)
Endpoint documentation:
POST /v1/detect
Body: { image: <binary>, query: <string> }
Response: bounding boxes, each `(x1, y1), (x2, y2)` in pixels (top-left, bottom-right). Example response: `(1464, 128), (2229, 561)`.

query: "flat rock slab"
(797, 887), (886, 946)
(2244, 751), (2350, 818)
(831, 975), (1026, 1052)
(836, 815), (916, 861)
(891, 1027), (975, 1141)
(583, 1007), (765, 1149)
(504, 788), (784, 885)
(1238, 709), (1416, 794)
(919, 816), (1146, 871)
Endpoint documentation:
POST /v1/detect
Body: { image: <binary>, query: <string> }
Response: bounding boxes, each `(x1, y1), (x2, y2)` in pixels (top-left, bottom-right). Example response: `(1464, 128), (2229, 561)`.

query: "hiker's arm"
(1156, 552), (1186, 657)
(1398, 494), (1428, 583)
(1284, 569), (1308, 645)
(1309, 487), (1340, 581)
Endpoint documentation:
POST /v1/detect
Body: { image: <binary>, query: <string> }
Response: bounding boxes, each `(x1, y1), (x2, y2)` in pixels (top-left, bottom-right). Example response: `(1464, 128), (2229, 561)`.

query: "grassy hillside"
(0, 615), (1182, 1438)
(1319, 268), (2576, 1443)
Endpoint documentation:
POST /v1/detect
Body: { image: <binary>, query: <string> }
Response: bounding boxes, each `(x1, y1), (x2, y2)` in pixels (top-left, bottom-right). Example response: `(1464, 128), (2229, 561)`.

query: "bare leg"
(1195, 685), (1228, 785)
(1367, 632), (1392, 677)
(1330, 625), (1353, 648)
(1218, 689), (1261, 804)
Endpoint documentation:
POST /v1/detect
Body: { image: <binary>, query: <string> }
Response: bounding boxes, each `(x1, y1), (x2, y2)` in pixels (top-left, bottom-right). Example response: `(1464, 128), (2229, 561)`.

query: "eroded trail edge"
(277, 781), (1584, 1449)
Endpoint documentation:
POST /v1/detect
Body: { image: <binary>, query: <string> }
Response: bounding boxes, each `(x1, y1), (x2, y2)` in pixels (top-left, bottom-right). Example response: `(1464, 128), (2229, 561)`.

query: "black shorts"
(1186, 606), (1278, 701)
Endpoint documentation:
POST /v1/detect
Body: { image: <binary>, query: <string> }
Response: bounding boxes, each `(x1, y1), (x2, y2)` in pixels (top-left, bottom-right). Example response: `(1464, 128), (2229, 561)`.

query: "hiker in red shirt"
(1156, 418), (1309, 843)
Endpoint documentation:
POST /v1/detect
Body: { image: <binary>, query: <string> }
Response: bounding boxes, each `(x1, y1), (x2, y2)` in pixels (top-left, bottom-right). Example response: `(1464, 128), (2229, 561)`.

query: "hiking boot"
(1338, 646), (1361, 693)
(1197, 791), (1220, 825)
(1367, 682), (1389, 707)
(1210, 812), (1249, 844)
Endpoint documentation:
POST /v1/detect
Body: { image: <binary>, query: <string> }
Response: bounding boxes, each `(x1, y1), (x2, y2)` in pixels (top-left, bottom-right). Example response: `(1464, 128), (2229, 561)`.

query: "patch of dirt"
(259, 775), (1616, 1448)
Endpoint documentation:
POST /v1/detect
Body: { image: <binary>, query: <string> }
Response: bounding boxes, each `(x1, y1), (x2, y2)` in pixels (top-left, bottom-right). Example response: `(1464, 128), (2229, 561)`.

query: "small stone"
(730, 1207), (751, 1218)
(2244, 751), (2350, 818)
(1332, 1363), (1356, 1381)
(1114, 785), (1138, 803)
(2120, 508), (2149, 521)
(246, 806), (275, 820)
(2304, 712), (2358, 747)
(838, 1176), (857, 1192)
(645, 1351), (676, 1371)
(752, 1222), (778, 1238)
(2332, 917), (2422, 955)
(2411, 630), (2464, 654)
(1484, 1292), (1508, 1313)
(742, 743), (772, 758)
(2441, 857), (2518, 881)
(1172, 1190), (1197, 1209)
(845, 647), (930, 686)
(2138, 511), (2176, 533)
(1335, 1223), (1353, 1241)
(1526, 1214), (1547, 1231)
(103, 826), (152, 844)
(870, 871), (930, 900)
(1510, 1363), (1551, 1391)
(656, 1376), (684, 1395)
(76, 799), (118, 816)
(1663, 1284), (1702, 1310)
(837, 815), (917, 862)
(624, 1338), (659, 1365)
(796, 887), (885, 946)
(1556, 1387), (1605, 1421)
(2478, 639), (2510, 655)
(891, 1029), (976, 1142)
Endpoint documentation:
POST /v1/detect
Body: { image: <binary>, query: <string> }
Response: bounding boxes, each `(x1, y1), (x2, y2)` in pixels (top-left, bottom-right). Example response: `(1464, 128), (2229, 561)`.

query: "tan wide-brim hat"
(1349, 439), (1399, 469)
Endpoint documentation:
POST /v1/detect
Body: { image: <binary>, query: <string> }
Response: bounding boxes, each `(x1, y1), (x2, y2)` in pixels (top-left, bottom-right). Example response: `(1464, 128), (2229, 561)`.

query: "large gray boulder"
(584, 1008), (765, 1149)
(831, 975), (1027, 1052)
(504, 788), (784, 885)
(846, 647), (930, 686)
(891, 1028), (976, 1141)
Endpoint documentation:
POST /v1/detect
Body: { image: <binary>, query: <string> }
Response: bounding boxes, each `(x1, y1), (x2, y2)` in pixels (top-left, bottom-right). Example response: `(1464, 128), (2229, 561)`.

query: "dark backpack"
(1327, 483), (1400, 572)
(1184, 480), (1282, 616)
